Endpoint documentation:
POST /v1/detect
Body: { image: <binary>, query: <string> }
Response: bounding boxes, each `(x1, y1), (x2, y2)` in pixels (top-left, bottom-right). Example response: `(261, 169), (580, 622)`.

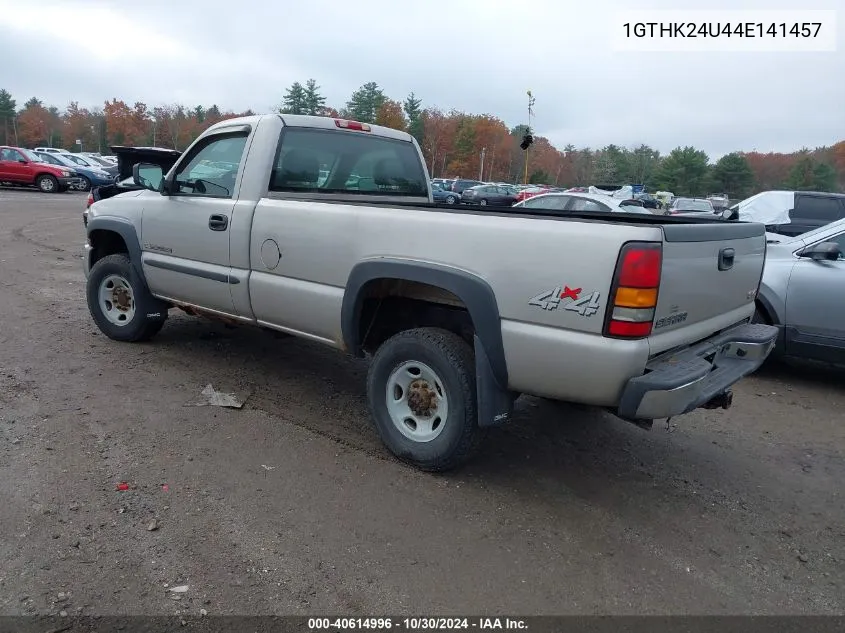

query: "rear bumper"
(617, 322), (778, 421)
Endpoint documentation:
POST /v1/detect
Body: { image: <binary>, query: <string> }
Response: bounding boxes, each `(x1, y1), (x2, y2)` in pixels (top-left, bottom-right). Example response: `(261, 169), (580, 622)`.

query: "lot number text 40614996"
(308, 617), (528, 630)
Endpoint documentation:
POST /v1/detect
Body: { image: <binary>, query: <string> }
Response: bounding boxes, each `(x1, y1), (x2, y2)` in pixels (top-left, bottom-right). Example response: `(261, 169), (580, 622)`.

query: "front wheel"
(367, 328), (484, 472)
(86, 254), (166, 342)
(479, 199), (488, 206)
(445, 195), (457, 204)
(36, 175), (59, 193)
(76, 176), (91, 192)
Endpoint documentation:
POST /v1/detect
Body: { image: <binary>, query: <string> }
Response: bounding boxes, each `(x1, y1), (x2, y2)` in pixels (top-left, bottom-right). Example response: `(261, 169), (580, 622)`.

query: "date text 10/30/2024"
(308, 618), (528, 630)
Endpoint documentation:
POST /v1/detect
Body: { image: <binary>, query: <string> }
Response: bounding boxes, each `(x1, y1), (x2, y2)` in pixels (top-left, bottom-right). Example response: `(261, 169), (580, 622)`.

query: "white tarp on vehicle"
(587, 185), (634, 199)
(732, 191), (794, 225)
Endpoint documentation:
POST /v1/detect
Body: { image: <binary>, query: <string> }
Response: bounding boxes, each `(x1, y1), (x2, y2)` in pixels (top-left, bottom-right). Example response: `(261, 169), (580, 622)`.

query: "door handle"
(718, 247), (735, 271)
(208, 214), (228, 231)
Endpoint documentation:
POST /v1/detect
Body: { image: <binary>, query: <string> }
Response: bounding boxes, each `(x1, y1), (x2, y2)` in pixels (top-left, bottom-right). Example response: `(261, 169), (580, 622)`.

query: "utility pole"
(479, 147), (486, 181)
(523, 90), (535, 184)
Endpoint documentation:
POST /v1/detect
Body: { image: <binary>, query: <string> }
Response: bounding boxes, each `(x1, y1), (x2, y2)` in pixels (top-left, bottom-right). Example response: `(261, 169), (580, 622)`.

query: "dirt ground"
(0, 188), (843, 617)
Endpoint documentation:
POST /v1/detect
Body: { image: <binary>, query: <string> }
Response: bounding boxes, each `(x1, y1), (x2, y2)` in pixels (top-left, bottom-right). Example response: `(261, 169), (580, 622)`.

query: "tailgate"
(652, 222), (766, 337)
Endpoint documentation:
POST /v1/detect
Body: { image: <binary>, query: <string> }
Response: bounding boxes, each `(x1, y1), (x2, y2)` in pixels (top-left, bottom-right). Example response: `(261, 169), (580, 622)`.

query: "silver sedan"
(513, 192), (651, 213)
(756, 217), (845, 364)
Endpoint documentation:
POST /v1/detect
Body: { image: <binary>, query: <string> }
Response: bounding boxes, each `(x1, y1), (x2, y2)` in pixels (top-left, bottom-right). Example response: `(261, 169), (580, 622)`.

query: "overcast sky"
(0, 0), (841, 158)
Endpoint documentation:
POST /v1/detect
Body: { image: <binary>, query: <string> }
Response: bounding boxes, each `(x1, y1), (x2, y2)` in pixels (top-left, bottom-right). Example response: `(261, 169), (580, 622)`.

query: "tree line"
(1, 84), (843, 198)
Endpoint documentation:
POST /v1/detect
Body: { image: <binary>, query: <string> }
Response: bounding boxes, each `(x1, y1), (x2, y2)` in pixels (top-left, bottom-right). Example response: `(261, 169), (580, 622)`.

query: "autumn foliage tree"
(375, 100), (406, 131)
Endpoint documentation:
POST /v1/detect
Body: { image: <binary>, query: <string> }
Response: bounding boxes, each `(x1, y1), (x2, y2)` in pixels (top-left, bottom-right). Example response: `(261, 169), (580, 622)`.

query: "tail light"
(335, 119), (371, 132)
(603, 242), (662, 339)
(86, 192), (94, 209)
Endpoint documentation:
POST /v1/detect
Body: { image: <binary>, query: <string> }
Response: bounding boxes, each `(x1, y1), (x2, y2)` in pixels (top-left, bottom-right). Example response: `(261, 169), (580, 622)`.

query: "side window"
(524, 195), (569, 210)
(270, 128), (427, 196)
(569, 197), (608, 212)
(172, 132), (248, 198)
(827, 233), (845, 260)
(794, 196), (843, 221)
(1, 148), (22, 161)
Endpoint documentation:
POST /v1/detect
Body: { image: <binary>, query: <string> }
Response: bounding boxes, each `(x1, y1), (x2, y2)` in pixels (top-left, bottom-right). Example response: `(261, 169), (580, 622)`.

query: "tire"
(367, 327), (484, 472)
(36, 174), (59, 193)
(445, 195), (457, 204)
(86, 253), (166, 342)
(76, 176), (91, 192)
(479, 199), (488, 206)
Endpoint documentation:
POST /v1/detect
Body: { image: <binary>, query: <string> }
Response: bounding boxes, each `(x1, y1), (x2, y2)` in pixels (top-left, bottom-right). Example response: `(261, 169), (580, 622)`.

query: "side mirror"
(18, 158), (28, 164)
(133, 162), (164, 192)
(800, 241), (841, 262)
(720, 208), (734, 220)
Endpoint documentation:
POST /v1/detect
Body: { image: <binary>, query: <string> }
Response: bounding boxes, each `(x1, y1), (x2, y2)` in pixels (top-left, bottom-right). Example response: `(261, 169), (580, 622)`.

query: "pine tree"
(345, 82), (386, 124)
(0, 89), (17, 145)
(281, 82), (307, 115)
(403, 92), (423, 143)
(303, 79), (326, 116)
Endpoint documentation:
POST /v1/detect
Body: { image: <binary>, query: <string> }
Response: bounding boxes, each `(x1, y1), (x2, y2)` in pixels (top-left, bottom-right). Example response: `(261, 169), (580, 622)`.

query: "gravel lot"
(0, 188), (843, 617)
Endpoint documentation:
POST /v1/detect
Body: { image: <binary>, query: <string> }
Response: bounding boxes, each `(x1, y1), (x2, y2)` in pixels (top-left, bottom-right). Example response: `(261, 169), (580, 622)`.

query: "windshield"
(36, 152), (62, 165)
(20, 148), (42, 162)
(62, 154), (95, 167)
(675, 199), (713, 211)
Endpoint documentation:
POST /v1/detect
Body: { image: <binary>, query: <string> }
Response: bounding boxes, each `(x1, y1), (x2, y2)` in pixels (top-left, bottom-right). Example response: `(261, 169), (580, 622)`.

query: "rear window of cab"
(269, 128), (427, 196)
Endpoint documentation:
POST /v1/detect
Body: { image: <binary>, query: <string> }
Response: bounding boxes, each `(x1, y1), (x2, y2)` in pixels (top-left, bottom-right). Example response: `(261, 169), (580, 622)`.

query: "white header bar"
(611, 10), (838, 52)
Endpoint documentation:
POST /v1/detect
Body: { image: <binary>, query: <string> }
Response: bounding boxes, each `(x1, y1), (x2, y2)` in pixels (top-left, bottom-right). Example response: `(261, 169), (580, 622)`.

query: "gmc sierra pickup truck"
(82, 114), (778, 471)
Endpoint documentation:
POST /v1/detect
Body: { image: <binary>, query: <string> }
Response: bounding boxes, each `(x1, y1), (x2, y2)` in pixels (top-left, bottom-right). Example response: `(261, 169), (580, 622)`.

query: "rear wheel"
(367, 327), (484, 472)
(36, 175), (59, 193)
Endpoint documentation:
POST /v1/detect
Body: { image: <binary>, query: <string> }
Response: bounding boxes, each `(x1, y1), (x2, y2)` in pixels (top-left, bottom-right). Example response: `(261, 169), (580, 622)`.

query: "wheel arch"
(86, 217), (149, 290)
(342, 260), (506, 383)
(756, 287), (781, 325)
(342, 259), (515, 427)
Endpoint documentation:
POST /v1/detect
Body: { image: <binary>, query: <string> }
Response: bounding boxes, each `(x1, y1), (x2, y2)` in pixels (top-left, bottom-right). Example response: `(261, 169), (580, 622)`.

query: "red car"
(0, 146), (79, 193)
(515, 185), (553, 203)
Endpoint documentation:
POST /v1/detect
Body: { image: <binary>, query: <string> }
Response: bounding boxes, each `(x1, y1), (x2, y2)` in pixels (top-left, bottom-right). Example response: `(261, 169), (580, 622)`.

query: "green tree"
(594, 144), (627, 185)
(786, 156), (838, 191)
(0, 89), (16, 145)
(529, 169), (552, 184)
(280, 82), (307, 115)
(23, 97), (42, 110)
(194, 105), (205, 123)
(711, 152), (754, 198)
(655, 146), (711, 196)
(303, 79), (326, 116)
(626, 144), (661, 186)
(403, 92), (423, 143)
(345, 82), (386, 124)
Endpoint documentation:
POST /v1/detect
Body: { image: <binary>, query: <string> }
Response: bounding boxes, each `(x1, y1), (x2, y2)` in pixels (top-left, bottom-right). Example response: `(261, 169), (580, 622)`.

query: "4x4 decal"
(528, 285), (602, 317)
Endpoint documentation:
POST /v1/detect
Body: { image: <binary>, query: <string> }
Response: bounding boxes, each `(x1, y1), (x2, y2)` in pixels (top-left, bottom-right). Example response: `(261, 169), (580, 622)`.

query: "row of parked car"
(429, 178), (713, 216)
(0, 145), (119, 193)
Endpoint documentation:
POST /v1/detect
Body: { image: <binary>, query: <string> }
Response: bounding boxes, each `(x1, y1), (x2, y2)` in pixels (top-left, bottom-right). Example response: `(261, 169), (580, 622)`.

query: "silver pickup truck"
(83, 114), (778, 471)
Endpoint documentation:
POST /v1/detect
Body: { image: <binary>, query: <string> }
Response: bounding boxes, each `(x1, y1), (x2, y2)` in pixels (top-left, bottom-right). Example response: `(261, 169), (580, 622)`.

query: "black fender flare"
(342, 259), (514, 427)
(755, 290), (779, 325)
(86, 217), (168, 319)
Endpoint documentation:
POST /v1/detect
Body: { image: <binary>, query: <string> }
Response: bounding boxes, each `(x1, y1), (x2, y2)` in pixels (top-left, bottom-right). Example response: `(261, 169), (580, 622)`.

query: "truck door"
(140, 129), (250, 316)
